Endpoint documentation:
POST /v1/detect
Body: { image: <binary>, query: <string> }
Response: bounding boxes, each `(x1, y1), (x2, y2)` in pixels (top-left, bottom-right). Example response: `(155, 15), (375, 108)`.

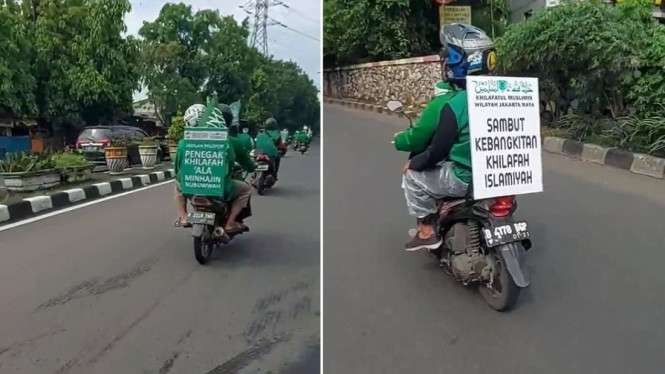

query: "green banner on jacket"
(179, 127), (229, 197)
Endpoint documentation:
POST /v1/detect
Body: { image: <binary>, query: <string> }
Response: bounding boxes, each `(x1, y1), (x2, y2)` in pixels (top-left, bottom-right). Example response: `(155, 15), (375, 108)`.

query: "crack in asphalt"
(203, 335), (289, 374)
(54, 269), (195, 374)
(158, 351), (181, 374)
(35, 257), (158, 311)
(0, 328), (66, 360)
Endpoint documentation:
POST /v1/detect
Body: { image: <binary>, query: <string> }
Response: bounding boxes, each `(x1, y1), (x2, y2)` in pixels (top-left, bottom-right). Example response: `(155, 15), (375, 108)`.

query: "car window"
(78, 128), (111, 142)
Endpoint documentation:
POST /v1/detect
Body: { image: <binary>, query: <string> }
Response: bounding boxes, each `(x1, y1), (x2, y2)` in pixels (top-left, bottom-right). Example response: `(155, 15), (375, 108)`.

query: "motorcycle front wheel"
(478, 253), (520, 311)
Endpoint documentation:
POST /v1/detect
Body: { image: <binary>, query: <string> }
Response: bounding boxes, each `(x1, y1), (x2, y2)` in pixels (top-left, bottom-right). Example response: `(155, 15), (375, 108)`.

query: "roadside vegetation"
(0, 0), (319, 138)
(497, 0), (665, 156)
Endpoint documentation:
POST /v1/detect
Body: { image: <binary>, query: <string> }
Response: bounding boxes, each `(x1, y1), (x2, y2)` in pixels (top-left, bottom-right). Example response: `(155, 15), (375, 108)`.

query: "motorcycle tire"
(478, 253), (520, 311)
(257, 174), (265, 195)
(193, 235), (213, 265)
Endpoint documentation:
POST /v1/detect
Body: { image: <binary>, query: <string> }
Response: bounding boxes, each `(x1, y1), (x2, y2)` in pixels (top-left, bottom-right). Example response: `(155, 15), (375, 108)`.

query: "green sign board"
(179, 127), (229, 197)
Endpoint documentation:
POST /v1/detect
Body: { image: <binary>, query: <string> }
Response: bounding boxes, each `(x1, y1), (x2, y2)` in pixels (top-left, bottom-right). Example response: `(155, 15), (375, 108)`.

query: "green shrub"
(497, 0), (665, 120)
(0, 153), (55, 173)
(168, 115), (185, 142)
(51, 152), (90, 169)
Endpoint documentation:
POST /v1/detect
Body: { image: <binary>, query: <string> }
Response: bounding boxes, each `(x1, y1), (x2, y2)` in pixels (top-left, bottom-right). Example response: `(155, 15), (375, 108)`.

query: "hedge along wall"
(324, 55), (442, 108)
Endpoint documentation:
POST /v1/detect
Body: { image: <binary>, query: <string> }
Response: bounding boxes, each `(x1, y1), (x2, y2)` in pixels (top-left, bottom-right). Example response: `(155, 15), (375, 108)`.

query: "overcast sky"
(125, 0), (321, 96)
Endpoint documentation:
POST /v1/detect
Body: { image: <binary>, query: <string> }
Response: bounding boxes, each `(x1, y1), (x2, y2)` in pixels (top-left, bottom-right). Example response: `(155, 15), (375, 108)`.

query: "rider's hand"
(402, 160), (410, 174)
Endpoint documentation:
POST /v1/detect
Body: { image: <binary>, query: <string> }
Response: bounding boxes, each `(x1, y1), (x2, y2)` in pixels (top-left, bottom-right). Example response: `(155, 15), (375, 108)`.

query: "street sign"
(180, 127), (228, 197)
(439, 5), (472, 27)
(467, 76), (543, 199)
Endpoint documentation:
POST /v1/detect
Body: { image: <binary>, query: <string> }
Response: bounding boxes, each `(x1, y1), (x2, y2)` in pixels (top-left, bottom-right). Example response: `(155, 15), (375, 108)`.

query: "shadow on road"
(206, 233), (319, 269)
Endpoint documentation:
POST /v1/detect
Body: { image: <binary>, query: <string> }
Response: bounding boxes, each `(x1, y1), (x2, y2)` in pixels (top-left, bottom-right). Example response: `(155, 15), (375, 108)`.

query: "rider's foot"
(174, 216), (191, 228)
(224, 223), (244, 235)
(404, 231), (442, 251)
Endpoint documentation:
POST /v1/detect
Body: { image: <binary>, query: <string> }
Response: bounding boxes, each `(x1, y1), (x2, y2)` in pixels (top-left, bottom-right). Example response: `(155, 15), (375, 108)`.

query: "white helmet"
(184, 104), (206, 127)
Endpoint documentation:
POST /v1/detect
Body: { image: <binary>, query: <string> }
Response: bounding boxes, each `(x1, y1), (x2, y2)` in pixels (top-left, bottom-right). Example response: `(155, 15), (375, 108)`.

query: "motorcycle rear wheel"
(478, 254), (520, 311)
(193, 234), (214, 265)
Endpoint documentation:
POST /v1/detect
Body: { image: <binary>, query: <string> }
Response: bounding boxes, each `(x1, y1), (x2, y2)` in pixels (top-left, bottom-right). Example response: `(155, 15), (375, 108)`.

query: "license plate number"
(83, 145), (100, 151)
(256, 164), (269, 171)
(483, 221), (529, 247)
(187, 212), (216, 225)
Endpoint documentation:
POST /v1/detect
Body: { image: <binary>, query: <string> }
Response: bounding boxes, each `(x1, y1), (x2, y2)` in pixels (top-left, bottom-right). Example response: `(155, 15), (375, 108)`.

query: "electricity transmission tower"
(240, 0), (286, 55)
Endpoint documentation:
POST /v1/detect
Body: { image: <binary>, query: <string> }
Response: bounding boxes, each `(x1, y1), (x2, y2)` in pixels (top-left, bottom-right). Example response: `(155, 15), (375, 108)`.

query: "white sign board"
(467, 76), (543, 199)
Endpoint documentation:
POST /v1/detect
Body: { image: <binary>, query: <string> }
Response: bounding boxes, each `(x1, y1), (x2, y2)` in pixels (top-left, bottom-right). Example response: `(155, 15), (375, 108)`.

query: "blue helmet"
(440, 23), (496, 88)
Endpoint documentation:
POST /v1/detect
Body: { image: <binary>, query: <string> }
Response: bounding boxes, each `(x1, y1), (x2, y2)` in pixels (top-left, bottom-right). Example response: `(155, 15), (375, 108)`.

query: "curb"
(0, 169), (175, 226)
(325, 97), (665, 180)
(538, 136), (664, 179)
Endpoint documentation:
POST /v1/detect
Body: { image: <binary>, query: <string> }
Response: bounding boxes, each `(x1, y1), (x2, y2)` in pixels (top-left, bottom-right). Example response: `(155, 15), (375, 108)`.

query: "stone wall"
(324, 55), (442, 109)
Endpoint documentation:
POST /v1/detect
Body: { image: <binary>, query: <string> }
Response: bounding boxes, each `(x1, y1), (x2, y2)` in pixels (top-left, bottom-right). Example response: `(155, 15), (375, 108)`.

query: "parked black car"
(75, 126), (168, 168)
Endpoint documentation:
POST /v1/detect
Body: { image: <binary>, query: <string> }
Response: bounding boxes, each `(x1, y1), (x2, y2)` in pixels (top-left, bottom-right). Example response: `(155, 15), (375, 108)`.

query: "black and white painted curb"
(0, 169), (175, 225)
(325, 97), (665, 180)
(543, 137), (665, 179)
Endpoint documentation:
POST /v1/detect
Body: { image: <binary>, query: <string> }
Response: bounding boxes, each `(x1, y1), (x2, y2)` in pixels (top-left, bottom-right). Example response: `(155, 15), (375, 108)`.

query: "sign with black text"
(467, 76), (543, 199)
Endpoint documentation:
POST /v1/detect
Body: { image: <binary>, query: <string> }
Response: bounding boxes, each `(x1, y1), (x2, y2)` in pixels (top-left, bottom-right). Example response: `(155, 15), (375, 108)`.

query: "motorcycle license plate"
(187, 212), (216, 225)
(482, 221), (530, 248)
(256, 164), (269, 171)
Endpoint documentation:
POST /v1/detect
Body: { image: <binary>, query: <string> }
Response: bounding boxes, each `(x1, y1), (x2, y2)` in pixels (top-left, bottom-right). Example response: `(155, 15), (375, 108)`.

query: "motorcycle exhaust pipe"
(213, 226), (225, 238)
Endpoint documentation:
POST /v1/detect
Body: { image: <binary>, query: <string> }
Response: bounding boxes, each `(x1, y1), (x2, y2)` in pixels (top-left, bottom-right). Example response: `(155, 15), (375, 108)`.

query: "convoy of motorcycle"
(388, 100), (532, 311)
(176, 110), (313, 264)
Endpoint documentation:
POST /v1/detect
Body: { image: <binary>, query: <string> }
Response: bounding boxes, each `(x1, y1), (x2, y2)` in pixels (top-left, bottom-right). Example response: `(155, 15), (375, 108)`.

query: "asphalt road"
(323, 105), (665, 374)
(0, 143), (320, 374)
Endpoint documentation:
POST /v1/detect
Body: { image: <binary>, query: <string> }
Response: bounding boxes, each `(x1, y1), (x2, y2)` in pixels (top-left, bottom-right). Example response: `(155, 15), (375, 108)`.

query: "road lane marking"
(0, 180), (174, 232)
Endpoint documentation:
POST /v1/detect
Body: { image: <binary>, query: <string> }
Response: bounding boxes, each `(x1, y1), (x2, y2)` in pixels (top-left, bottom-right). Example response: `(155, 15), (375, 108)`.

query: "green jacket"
(295, 131), (309, 144)
(255, 132), (279, 158)
(393, 81), (456, 153)
(236, 133), (254, 152)
(175, 136), (255, 200)
(393, 81), (472, 183)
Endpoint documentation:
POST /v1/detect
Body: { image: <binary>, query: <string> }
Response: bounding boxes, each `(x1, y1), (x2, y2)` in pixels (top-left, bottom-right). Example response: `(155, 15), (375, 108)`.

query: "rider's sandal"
(173, 217), (192, 228)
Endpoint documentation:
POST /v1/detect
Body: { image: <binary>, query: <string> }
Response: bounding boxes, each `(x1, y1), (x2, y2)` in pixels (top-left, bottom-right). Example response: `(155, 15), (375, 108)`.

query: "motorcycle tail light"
(256, 154), (269, 161)
(191, 196), (212, 207)
(490, 196), (514, 217)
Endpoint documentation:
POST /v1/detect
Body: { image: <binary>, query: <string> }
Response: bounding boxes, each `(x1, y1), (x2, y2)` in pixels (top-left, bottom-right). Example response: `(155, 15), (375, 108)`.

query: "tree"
(22, 0), (139, 134)
(0, 0), (36, 118)
(140, 3), (319, 134)
(324, 0), (438, 66)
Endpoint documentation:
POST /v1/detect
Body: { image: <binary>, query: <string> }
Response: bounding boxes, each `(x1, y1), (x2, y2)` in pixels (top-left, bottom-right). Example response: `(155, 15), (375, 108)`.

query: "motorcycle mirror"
(386, 101), (404, 113)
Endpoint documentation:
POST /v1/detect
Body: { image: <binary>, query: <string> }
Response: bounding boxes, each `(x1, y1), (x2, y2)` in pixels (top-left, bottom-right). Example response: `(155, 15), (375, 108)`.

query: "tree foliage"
(324, 0), (439, 66)
(0, 0), (35, 117)
(497, 0), (665, 155)
(1, 0), (139, 134)
(140, 3), (319, 133)
(497, 0), (665, 119)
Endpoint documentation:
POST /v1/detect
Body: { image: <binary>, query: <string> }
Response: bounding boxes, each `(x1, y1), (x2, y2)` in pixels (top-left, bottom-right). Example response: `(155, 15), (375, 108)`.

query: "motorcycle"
(278, 140), (288, 157)
(297, 142), (309, 154)
(249, 152), (276, 195)
(187, 196), (250, 265)
(388, 100), (532, 311)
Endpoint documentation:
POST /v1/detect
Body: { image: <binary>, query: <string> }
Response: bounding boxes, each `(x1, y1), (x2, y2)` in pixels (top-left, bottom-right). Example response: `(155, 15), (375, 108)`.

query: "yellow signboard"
(439, 5), (472, 27)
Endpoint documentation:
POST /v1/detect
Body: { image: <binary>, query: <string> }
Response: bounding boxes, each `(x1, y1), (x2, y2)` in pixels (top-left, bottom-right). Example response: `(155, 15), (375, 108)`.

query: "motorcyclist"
(174, 102), (256, 234)
(237, 126), (255, 152)
(255, 118), (282, 179)
(295, 127), (309, 149)
(395, 23), (496, 251)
